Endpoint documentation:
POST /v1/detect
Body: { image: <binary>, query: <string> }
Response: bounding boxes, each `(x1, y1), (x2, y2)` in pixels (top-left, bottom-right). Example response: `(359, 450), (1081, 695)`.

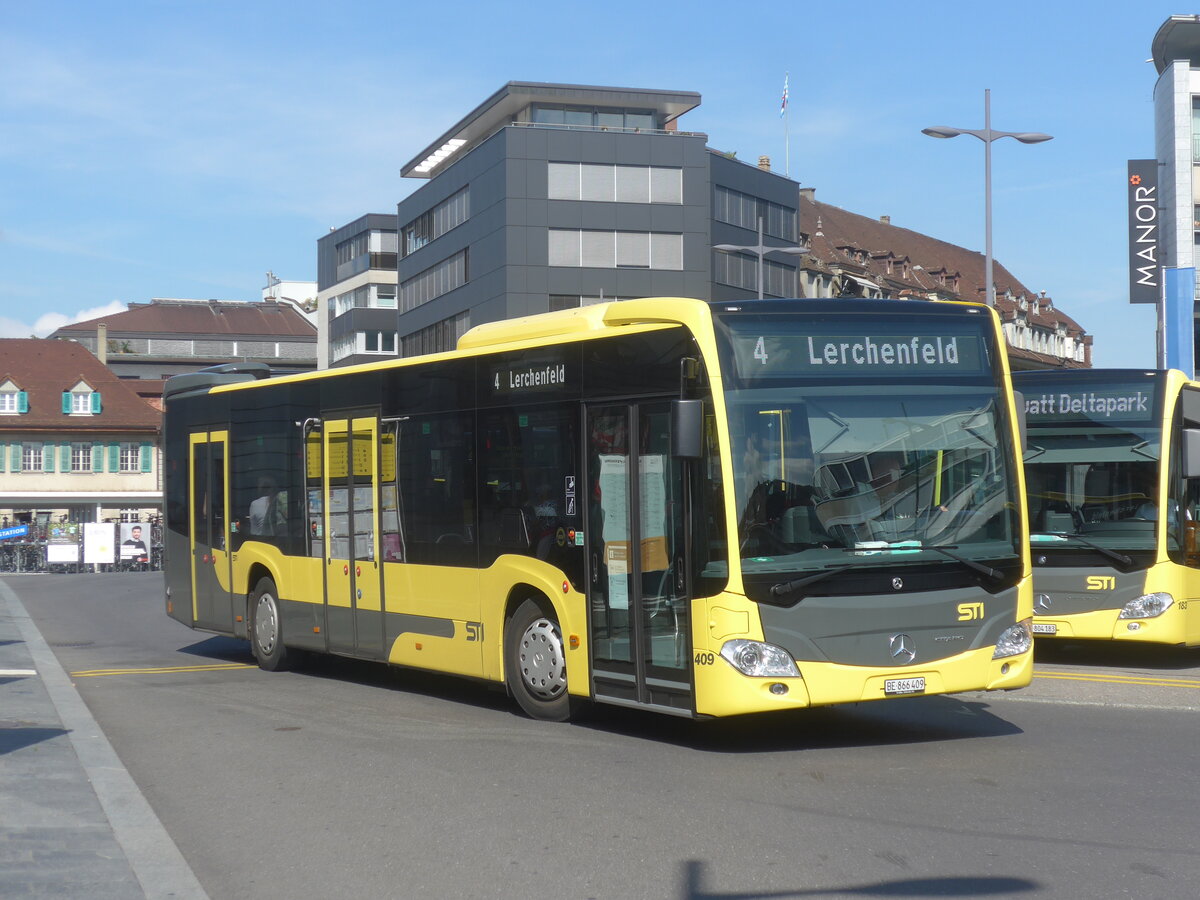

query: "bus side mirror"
(671, 399), (704, 459)
(1012, 390), (1027, 453)
(1184, 429), (1200, 479)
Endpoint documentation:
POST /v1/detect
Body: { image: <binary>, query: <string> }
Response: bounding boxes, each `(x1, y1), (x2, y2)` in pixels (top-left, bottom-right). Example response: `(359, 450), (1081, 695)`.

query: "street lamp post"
(713, 217), (809, 299)
(922, 89), (1052, 307)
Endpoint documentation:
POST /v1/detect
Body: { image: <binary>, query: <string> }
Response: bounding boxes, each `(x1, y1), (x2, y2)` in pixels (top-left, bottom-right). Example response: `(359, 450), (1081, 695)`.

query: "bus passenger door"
(188, 430), (233, 630)
(586, 401), (693, 714)
(322, 417), (384, 657)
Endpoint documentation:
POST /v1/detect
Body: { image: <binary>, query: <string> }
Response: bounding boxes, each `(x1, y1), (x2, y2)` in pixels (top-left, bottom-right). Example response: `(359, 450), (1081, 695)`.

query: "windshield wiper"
(1038, 532), (1132, 568)
(769, 565), (854, 601)
(921, 545), (1004, 581)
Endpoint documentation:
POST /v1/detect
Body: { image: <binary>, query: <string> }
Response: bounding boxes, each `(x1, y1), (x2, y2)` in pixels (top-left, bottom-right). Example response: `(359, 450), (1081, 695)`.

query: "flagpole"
(782, 72), (790, 178)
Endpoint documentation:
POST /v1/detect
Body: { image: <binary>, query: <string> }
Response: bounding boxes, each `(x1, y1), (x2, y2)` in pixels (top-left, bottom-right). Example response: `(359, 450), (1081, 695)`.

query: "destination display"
(489, 354), (570, 396)
(1023, 384), (1157, 424)
(724, 319), (990, 379)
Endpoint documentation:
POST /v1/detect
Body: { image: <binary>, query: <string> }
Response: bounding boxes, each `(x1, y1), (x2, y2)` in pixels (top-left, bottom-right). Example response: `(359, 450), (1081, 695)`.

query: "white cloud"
(29, 301), (128, 338)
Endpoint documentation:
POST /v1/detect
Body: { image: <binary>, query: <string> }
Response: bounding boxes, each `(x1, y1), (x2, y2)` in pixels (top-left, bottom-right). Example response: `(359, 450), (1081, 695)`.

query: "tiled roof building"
(49, 297), (318, 382)
(797, 188), (1090, 369)
(0, 339), (161, 528)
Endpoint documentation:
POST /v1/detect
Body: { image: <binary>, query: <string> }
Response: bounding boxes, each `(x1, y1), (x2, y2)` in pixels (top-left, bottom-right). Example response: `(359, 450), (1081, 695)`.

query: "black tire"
(249, 576), (290, 671)
(505, 598), (575, 721)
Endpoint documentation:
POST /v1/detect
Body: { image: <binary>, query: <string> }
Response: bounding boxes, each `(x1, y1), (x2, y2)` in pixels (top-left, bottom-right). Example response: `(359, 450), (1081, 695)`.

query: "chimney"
(97, 323), (107, 365)
(758, 155), (771, 171)
(880, 215), (891, 225)
(799, 187), (815, 202)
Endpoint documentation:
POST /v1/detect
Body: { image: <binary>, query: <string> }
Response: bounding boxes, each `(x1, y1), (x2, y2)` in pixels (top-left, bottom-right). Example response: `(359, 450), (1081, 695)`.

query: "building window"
(549, 294), (633, 311)
(402, 187), (469, 257)
(119, 442), (141, 472)
(530, 104), (657, 132)
(330, 333), (357, 363)
(548, 230), (683, 270)
(548, 162), (682, 204)
(71, 442), (92, 472)
(364, 331), (397, 354)
(21, 443), (42, 472)
(712, 250), (798, 298)
(401, 311), (470, 357)
(0, 388), (26, 415)
(331, 283), (399, 317)
(713, 186), (798, 242)
(400, 250), (469, 312)
(72, 392), (91, 414)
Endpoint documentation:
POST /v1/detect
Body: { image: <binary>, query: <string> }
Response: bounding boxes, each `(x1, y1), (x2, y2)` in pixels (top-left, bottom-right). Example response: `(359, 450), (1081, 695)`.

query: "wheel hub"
(255, 594), (278, 654)
(518, 618), (566, 700)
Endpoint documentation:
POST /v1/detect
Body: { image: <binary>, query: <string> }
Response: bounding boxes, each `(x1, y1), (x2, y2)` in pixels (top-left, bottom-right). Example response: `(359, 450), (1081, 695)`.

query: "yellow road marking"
(70, 663), (255, 677)
(1036, 671), (1200, 689)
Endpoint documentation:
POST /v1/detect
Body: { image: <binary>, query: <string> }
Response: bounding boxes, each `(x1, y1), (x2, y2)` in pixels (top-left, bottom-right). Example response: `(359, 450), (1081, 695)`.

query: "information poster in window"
(639, 454), (669, 571)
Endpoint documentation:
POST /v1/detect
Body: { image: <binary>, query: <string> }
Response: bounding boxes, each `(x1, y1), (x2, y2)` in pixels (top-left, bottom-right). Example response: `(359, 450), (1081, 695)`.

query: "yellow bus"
(164, 297), (1033, 720)
(1015, 368), (1200, 646)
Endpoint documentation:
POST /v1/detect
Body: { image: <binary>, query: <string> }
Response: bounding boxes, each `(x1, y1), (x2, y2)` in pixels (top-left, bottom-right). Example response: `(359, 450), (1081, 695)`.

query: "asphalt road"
(8, 573), (1200, 900)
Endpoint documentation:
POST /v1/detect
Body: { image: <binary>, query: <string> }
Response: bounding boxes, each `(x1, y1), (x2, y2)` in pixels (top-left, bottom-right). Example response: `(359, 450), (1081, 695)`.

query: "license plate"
(884, 677), (926, 695)
(1032, 622), (1058, 635)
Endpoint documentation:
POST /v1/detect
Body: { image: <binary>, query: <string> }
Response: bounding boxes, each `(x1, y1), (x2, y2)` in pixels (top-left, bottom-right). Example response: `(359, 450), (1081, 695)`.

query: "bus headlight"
(719, 639), (801, 678)
(992, 618), (1032, 659)
(1118, 592), (1174, 619)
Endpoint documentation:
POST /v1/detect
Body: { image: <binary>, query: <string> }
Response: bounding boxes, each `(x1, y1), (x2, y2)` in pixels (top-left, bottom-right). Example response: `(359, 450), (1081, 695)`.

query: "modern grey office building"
(316, 80), (1089, 370)
(317, 81), (806, 366)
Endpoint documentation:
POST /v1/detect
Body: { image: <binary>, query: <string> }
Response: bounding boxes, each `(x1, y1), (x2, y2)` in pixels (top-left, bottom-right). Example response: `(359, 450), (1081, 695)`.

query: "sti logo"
(957, 602), (984, 621)
(1086, 576), (1116, 590)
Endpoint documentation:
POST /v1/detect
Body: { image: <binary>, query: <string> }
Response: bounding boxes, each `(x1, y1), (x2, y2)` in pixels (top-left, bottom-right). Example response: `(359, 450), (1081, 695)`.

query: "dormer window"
(63, 380), (101, 415)
(0, 379), (27, 415)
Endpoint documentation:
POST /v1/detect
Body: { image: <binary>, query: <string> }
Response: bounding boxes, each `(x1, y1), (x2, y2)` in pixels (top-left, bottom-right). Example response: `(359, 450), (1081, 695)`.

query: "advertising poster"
(119, 523), (150, 561)
(83, 523), (116, 564)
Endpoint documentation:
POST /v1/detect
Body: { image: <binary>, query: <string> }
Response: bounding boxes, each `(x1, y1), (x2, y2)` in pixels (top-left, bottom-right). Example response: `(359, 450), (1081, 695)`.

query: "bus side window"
(398, 413), (475, 567)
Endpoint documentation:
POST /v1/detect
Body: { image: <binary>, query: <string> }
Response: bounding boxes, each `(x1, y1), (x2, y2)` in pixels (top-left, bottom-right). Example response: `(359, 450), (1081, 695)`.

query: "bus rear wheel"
(506, 598), (573, 721)
(250, 576), (290, 672)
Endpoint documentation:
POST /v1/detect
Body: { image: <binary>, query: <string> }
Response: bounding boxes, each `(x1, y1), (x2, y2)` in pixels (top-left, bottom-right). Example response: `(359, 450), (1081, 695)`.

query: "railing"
(509, 120), (707, 139)
(0, 541), (165, 574)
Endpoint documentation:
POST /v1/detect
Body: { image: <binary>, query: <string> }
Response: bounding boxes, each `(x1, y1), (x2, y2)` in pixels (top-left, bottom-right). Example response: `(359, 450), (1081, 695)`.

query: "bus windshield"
(1021, 377), (1164, 553)
(713, 311), (1020, 581)
(725, 384), (1020, 577)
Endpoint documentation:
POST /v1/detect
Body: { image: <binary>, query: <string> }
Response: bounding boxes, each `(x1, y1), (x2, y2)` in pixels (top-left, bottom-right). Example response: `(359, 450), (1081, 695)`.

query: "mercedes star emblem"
(889, 633), (916, 663)
(892, 577), (904, 590)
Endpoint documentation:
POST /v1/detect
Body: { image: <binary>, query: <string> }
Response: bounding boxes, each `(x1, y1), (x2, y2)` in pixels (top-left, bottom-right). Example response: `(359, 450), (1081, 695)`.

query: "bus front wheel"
(506, 598), (573, 721)
(250, 576), (290, 672)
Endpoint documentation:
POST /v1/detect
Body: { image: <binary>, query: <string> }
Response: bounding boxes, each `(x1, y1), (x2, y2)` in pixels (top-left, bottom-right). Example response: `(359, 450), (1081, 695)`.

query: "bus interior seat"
(780, 505), (823, 544)
(496, 507), (532, 551)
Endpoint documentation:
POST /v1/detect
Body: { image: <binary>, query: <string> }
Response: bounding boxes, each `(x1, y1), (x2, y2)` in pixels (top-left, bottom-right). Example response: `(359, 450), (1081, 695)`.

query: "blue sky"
(0, 1), (1187, 367)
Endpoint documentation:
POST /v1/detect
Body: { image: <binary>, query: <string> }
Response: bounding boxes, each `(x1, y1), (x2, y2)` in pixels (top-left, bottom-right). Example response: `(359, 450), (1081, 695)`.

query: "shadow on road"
(678, 860), (1037, 899)
(1034, 639), (1200, 671)
(0, 725), (70, 756)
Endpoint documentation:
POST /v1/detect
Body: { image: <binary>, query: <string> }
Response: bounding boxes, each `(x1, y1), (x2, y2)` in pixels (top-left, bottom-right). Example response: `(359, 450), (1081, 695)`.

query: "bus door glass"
(188, 430), (233, 629)
(587, 401), (692, 711)
(321, 417), (383, 656)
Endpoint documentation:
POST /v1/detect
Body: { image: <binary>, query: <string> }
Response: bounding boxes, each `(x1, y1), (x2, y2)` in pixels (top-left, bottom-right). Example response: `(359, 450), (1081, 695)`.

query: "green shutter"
(62, 392), (71, 414)
(0, 442), (5, 473)
(17, 391), (28, 413)
(140, 442), (152, 473)
(91, 444), (102, 472)
(60, 443), (70, 471)
(108, 443), (120, 472)
(43, 443), (55, 472)
(9, 444), (18, 471)
(91, 392), (102, 414)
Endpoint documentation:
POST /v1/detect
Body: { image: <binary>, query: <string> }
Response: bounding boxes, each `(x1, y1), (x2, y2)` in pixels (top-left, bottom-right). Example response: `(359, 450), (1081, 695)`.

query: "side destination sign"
(732, 324), (988, 378)
(492, 360), (567, 395)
